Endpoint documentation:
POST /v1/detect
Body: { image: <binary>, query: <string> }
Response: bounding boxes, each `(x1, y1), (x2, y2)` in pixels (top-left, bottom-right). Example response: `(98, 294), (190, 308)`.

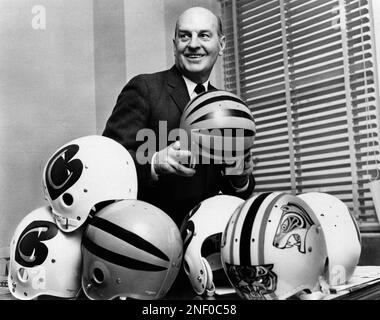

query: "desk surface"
(1, 267), (380, 301)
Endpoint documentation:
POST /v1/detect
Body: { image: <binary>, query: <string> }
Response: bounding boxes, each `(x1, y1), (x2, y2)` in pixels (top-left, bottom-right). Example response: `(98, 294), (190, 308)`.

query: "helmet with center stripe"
(8, 206), (82, 300)
(297, 192), (361, 286)
(179, 90), (256, 168)
(180, 195), (244, 296)
(81, 199), (183, 300)
(221, 192), (328, 300)
(42, 135), (138, 233)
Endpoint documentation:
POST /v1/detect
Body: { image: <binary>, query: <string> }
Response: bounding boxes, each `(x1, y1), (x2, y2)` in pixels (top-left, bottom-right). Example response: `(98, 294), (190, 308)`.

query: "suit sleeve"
(220, 174), (256, 200)
(102, 75), (154, 189)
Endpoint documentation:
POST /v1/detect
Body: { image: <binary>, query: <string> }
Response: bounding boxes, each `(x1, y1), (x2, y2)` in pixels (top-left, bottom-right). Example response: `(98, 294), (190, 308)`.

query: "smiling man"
(102, 6), (255, 229)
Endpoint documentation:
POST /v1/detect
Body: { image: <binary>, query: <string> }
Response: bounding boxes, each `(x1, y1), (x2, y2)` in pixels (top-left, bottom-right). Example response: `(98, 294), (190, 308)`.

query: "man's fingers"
(176, 165), (196, 177)
(170, 149), (193, 165)
(171, 140), (181, 150)
(159, 163), (177, 175)
(168, 158), (195, 177)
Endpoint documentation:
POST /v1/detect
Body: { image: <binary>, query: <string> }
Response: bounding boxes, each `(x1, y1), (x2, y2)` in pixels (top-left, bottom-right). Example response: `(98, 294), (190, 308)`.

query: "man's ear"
(218, 35), (226, 56)
(173, 38), (177, 57)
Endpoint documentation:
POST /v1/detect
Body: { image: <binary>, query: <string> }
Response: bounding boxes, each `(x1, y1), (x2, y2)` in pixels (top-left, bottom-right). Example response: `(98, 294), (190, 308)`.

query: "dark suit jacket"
(103, 65), (255, 226)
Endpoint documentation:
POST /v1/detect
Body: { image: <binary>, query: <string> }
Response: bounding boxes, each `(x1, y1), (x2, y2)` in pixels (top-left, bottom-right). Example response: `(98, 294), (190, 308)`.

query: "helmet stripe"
(82, 237), (167, 272)
(227, 203), (245, 264)
(239, 193), (271, 266)
(189, 109), (254, 126)
(192, 128), (256, 137)
(186, 90), (209, 107)
(89, 216), (169, 262)
(186, 95), (250, 120)
(258, 194), (284, 265)
(194, 137), (252, 155)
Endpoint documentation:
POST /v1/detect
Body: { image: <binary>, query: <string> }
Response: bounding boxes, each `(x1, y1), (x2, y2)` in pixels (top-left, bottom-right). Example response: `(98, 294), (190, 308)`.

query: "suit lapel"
(208, 83), (217, 91)
(167, 66), (190, 113)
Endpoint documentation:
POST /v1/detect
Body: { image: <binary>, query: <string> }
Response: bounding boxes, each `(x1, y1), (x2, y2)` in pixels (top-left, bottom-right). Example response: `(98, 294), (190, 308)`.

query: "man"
(103, 7), (255, 228)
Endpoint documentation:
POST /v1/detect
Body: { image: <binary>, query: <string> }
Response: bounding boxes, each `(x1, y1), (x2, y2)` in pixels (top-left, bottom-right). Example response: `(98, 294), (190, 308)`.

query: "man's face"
(173, 9), (225, 83)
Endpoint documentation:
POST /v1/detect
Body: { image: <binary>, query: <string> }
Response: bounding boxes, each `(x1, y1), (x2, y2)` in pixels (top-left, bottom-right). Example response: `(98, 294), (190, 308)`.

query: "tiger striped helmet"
(298, 192), (361, 286)
(221, 192), (328, 300)
(81, 199), (183, 300)
(179, 90), (256, 166)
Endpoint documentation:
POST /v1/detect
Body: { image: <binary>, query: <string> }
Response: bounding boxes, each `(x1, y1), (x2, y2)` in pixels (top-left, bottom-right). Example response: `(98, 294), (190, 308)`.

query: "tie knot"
(194, 83), (206, 95)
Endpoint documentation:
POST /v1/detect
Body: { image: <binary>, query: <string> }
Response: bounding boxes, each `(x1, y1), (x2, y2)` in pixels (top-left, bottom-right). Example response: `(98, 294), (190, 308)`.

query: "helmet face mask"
(223, 263), (277, 300)
(221, 192), (329, 300)
(180, 195), (245, 296)
(42, 135), (138, 232)
(298, 192), (362, 286)
(8, 206), (82, 300)
(81, 200), (183, 300)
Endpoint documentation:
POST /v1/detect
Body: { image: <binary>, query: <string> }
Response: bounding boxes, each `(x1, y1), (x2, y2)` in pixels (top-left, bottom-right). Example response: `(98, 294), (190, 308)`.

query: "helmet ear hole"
(62, 193), (73, 206)
(17, 268), (29, 283)
(92, 268), (105, 284)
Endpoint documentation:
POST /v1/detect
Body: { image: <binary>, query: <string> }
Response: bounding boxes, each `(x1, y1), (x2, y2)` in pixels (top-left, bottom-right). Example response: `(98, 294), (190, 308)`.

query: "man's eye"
(200, 33), (210, 39)
(179, 34), (190, 40)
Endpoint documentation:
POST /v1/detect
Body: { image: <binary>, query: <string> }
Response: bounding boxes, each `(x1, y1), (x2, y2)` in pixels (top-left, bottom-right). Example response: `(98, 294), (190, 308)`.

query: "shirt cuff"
(229, 178), (250, 193)
(151, 152), (159, 181)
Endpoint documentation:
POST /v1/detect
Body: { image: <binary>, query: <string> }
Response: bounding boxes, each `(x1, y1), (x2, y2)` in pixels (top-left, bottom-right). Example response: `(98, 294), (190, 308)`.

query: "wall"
(359, 233), (380, 265)
(0, 0), (96, 248)
(93, 0), (126, 133)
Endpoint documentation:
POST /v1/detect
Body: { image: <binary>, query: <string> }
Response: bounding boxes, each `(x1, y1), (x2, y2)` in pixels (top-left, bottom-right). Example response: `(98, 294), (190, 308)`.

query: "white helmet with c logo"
(8, 206), (82, 300)
(42, 135), (138, 232)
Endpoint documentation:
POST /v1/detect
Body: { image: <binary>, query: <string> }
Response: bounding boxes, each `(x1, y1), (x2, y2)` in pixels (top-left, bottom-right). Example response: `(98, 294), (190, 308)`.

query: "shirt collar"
(182, 76), (210, 99)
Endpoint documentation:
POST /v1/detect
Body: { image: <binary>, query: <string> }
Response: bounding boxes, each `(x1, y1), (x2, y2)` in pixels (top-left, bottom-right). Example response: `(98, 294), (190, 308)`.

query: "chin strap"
(297, 276), (331, 300)
(318, 275), (331, 295)
(202, 258), (215, 297)
(52, 213), (81, 231)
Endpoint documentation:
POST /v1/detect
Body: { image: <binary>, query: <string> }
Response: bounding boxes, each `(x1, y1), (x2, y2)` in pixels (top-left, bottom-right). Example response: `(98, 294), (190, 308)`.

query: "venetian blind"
(220, 0), (380, 230)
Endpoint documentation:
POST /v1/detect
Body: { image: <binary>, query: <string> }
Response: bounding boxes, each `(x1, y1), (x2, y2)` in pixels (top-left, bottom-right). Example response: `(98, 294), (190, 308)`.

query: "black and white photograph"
(1, 0), (380, 315)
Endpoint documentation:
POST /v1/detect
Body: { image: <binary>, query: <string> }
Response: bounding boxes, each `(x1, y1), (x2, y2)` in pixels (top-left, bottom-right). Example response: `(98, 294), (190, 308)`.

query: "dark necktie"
(194, 83), (206, 95)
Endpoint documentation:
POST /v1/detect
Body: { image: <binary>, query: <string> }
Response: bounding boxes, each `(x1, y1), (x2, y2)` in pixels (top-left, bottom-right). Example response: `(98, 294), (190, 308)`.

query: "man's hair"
(174, 14), (224, 38)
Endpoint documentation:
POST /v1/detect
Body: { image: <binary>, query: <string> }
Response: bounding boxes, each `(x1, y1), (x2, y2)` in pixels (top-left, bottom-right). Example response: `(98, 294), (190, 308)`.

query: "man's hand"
(227, 152), (255, 188)
(153, 141), (196, 177)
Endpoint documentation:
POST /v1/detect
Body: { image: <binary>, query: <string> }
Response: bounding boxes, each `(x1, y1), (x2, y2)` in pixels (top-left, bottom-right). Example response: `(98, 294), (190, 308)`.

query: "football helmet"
(298, 192), (362, 285)
(42, 135), (138, 232)
(221, 192), (329, 300)
(81, 199), (183, 300)
(179, 90), (256, 167)
(180, 195), (244, 296)
(8, 206), (82, 300)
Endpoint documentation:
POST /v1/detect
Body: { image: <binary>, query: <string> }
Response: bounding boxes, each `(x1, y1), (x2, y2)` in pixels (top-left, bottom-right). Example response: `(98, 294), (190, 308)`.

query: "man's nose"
(188, 35), (201, 48)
